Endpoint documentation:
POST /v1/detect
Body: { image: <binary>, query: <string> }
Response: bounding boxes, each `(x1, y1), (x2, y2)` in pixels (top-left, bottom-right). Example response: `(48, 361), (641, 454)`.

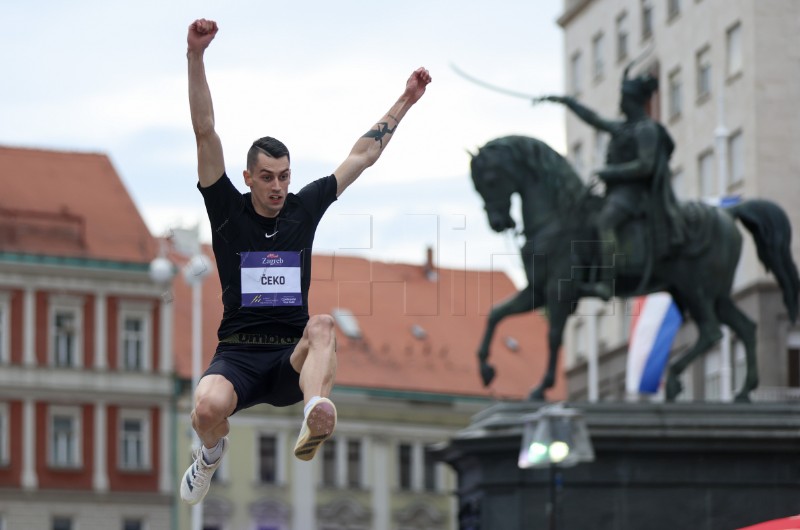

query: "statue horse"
(470, 135), (799, 402)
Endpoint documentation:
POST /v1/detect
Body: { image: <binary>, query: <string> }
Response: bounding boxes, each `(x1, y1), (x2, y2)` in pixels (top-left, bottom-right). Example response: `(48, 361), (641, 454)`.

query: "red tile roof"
(0, 146), (156, 263)
(172, 249), (565, 401)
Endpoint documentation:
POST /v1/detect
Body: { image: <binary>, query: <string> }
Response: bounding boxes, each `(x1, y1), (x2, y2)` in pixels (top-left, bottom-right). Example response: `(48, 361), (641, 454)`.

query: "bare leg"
(191, 374), (237, 449)
(290, 314), (337, 404)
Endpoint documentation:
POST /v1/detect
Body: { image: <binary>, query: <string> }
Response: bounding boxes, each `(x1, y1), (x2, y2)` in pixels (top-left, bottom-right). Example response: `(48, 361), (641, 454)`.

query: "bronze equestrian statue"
(469, 71), (799, 402)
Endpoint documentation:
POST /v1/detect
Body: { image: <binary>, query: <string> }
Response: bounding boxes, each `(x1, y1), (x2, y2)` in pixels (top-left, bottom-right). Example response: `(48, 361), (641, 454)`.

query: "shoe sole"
(294, 399), (336, 461)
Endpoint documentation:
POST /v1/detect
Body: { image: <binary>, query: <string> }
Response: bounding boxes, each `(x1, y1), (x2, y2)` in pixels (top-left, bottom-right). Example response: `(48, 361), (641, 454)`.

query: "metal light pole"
(152, 227), (212, 530)
(176, 228), (213, 530)
(518, 403), (595, 530)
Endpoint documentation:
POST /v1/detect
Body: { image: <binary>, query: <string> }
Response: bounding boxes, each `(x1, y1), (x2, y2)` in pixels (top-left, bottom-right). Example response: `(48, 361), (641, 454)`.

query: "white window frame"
(667, 0), (681, 20)
(48, 405), (82, 469)
(591, 33), (605, 81)
(119, 409), (151, 471)
(0, 402), (8, 467)
(726, 22), (743, 78)
(641, 0), (654, 41)
(570, 51), (583, 96)
(696, 46), (712, 100)
(118, 301), (153, 372)
(49, 295), (84, 369)
(668, 68), (682, 120)
(616, 12), (629, 62)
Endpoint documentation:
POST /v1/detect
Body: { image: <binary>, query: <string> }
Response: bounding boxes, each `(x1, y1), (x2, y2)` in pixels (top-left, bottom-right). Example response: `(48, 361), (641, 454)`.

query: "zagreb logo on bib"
(240, 251), (302, 307)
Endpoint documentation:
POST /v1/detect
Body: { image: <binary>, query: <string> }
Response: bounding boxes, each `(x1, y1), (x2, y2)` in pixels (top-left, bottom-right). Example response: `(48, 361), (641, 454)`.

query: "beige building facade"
(557, 0), (800, 401)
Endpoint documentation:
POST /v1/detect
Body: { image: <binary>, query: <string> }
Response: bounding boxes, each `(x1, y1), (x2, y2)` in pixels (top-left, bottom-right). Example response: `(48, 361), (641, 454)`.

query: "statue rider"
(541, 67), (685, 300)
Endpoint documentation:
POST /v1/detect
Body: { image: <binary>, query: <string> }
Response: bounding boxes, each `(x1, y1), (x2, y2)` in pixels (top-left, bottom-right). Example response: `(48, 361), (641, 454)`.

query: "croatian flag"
(625, 293), (683, 394)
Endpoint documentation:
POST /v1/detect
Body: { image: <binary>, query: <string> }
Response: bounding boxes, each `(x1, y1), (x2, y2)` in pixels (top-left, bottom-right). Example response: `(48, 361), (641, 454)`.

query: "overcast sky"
(1, 1), (568, 283)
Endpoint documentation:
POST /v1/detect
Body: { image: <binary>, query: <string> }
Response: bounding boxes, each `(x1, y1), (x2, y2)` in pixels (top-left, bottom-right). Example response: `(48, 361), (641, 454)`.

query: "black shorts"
(203, 343), (303, 413)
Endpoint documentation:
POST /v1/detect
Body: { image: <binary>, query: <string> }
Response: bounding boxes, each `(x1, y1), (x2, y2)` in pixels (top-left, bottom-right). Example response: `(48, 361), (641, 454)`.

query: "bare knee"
(192, 379), (235, 434)
(306, 314), (335, 346)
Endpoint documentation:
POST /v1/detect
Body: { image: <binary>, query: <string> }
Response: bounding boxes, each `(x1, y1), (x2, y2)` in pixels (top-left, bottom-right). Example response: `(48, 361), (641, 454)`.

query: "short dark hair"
(247, 136), (290, 171)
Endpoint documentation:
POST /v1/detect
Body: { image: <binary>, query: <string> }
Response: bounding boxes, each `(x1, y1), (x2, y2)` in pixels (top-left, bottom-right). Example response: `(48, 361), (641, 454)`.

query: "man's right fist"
(187, 19), (219, 52)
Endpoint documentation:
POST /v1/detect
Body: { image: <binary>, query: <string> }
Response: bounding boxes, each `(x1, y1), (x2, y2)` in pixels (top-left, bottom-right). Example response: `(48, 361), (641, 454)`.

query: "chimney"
(423, 246), (438, 281)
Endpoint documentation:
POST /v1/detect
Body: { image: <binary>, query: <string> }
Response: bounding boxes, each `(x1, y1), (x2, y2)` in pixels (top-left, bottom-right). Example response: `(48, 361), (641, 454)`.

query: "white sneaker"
(180, 437), (229, 505)
(293, 398), (337, 461)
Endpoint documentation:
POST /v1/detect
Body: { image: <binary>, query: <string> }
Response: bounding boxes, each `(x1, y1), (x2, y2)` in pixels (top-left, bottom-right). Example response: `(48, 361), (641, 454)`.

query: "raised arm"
(538, 95), (619, 133)
(187, 19), (225, 188)
(333, 67), (432, 197)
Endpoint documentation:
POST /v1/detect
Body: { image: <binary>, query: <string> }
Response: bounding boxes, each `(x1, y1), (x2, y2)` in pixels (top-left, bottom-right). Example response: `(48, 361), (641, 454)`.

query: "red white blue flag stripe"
(626, 292), (683, 394)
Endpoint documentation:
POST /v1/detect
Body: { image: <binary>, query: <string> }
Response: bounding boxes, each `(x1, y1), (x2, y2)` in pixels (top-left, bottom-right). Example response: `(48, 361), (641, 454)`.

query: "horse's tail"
(728, 199), (800, 323)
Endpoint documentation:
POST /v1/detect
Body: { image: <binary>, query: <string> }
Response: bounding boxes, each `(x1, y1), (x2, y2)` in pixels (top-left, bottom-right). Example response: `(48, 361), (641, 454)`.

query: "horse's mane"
(477, 135), (587, 212)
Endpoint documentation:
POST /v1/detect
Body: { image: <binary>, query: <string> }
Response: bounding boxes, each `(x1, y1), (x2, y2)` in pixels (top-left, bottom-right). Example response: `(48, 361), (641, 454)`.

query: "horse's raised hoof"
(527, 386), (547, 401)
(665, 374), (683, 402)
(480, 362), (496, 387)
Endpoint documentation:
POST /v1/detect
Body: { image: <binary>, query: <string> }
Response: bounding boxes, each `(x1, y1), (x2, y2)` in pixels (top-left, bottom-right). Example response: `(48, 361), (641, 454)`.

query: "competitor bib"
(240, 251), (302, 307)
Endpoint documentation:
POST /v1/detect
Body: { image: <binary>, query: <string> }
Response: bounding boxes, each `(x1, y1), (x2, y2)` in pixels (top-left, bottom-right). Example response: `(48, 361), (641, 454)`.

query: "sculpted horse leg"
(529, 300), (571, 401)
(477, 285), (536, 386)
(665, 295), (722, 401)
(716, 296), (758, 402)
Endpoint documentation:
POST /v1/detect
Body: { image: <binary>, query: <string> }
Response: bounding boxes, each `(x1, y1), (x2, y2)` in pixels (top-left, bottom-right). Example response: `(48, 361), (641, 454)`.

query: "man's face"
(244, 152), (291, 218)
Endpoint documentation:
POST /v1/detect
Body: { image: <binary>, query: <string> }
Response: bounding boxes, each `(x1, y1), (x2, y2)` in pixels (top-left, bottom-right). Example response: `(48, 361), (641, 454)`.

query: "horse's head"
(470, 142), (518, 233)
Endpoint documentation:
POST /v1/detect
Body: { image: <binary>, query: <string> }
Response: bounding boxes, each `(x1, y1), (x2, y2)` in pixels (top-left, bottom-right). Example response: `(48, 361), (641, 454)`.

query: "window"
(696, 46), (712, 100)
(123, 520), (144, 530)
(347, 439), (362, 488)
(641, 0), (654, 40)
(258, 434), (277, 484)
(122, 317), (144, 370)
(54, 312), (77, 367)
(423, 448), (438, 492)
(0, 402), (8, 466)
(119, 302), (152, 372)
(49, 407), (81, 468)
(52, 517), (72, 530)
(616, 12), (629, 61)
(728, 131), (744, 185)
(321, 437), (337, 487)
(119, 411), (150, 470)
(698, 151), (715, 198)
(668, 68), (682, 120)
(0, 293), (9, 364)
(591, 33), (605, 80)
(726, 22), (743, 77)
(49, 296), (83, 368)
(570, 51), (583, 96)
(668, 0), (681, 20)
(398, 443), (412, 491)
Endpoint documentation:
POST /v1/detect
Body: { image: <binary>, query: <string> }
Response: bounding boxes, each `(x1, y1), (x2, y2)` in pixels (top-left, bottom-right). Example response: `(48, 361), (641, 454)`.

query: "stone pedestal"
(435, 401), (800, 530)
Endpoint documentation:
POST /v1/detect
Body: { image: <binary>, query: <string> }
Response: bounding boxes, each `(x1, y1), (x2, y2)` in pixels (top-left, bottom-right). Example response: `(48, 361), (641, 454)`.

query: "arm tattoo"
(362, 120), (398, 148)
